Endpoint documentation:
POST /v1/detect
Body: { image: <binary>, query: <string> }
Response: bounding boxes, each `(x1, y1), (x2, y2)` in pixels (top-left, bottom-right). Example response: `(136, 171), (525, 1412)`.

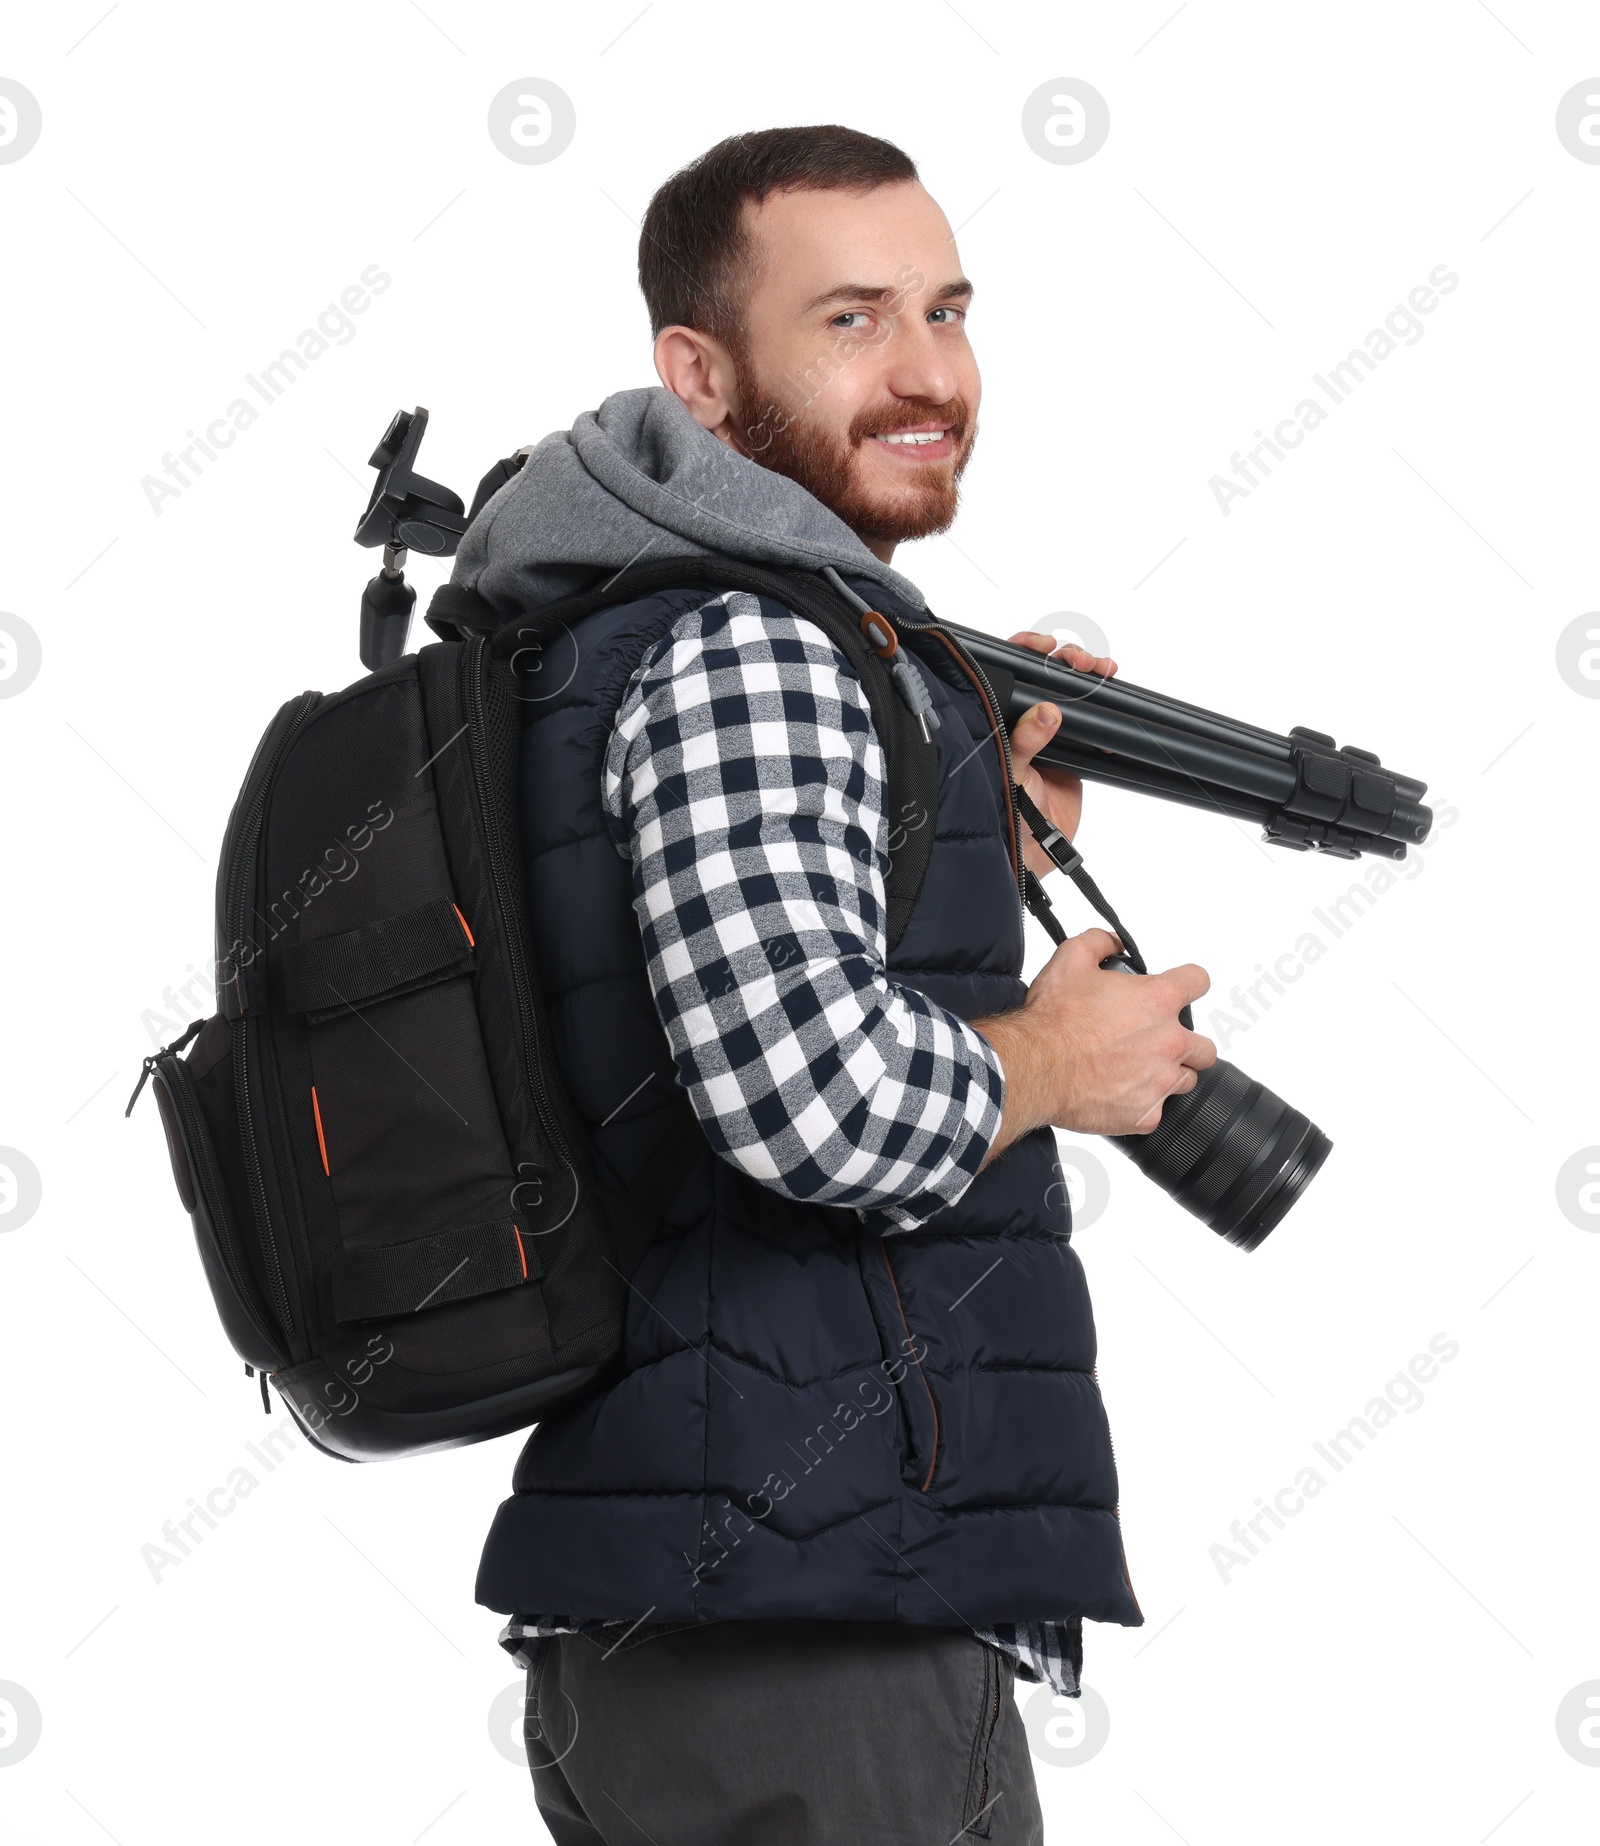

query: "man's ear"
(654, 325), (743, 449)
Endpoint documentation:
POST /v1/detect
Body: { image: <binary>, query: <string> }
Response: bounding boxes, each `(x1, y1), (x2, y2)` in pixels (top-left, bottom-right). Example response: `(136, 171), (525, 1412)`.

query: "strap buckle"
(1013, 785), (1082, 877)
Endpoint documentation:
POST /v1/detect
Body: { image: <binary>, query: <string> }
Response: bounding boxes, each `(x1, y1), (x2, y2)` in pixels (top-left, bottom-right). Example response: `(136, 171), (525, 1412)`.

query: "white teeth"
(876, 430), (945, 446)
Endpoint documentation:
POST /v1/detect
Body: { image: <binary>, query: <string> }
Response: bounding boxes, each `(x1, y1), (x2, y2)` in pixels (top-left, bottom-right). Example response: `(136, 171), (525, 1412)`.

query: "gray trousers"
(523, 1618), (1044, 1845)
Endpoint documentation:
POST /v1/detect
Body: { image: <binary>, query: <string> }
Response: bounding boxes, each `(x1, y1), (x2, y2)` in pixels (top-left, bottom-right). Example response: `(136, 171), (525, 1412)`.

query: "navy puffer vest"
(475, 576), (1142, 1632)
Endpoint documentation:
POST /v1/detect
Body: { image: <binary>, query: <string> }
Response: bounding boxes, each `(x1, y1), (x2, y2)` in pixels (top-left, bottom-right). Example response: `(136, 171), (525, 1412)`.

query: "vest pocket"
(860, 1239), (942, 1492)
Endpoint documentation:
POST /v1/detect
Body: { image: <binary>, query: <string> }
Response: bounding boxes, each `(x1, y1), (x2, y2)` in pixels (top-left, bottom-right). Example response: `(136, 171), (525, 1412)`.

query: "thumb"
(1009, 699), (1061, 770)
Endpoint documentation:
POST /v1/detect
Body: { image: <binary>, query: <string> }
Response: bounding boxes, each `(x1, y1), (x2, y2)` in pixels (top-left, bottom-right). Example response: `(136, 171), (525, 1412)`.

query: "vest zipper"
(1092, 1364), (1118, 1518)
(461, 636), (576, 1175)
(858, 596), (1116, 1616)
(224, 690), (321, 1344)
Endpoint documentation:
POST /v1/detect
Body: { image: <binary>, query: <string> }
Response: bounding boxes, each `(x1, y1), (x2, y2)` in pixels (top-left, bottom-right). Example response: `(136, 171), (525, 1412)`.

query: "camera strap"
(1014, 785), (1149, 976)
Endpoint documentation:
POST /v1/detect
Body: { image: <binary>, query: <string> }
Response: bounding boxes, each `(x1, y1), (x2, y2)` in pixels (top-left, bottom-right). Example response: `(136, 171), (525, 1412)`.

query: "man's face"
(725, 182), (980, 549)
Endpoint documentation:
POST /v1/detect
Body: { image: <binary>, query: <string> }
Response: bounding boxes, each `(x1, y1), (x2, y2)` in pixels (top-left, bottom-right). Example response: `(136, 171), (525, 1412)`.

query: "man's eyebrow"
(801, 277), (975, 314)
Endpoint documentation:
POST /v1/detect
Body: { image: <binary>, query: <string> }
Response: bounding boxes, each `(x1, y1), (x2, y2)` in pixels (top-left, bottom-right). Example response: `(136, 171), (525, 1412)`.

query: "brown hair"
(637, 126), (918, 347)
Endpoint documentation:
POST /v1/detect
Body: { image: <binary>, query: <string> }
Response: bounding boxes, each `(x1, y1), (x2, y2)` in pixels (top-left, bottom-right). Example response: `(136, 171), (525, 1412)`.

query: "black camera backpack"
(130, 553), (938, 1462)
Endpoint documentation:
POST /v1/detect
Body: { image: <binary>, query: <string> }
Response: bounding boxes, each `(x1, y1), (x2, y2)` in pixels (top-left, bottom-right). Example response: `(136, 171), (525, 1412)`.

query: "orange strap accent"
(514, 1225), (528, 1279)
(859, 610), (898, 659)
(451, 903), (475, 947)
(311, 1087), (330, 1176)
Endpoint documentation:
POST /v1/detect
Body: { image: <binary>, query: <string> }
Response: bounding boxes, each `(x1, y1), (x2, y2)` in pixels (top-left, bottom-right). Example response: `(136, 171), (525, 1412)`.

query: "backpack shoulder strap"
(427, 557), (938, 952)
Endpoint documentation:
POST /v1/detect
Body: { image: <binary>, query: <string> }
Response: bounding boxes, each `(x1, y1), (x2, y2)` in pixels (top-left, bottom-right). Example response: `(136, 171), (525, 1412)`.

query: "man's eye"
(831, 311), (874, 331)
(928, 307), (966, 325)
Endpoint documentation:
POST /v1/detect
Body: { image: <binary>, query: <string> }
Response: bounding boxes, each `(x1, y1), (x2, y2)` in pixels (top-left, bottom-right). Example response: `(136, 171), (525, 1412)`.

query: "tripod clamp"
(1265, 729), (1428, 861)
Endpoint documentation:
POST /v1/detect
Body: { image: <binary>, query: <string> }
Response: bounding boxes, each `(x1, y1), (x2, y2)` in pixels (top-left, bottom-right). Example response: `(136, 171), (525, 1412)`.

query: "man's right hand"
(974, 928), (1216, 1163)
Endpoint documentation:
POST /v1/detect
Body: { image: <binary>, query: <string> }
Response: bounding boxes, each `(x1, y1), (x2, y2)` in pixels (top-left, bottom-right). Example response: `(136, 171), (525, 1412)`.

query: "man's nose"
(881, 316), (959, 407)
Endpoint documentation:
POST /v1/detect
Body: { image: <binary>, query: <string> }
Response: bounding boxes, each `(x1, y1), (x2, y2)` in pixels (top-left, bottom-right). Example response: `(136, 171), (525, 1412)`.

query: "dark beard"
(731, 359), (976, 545)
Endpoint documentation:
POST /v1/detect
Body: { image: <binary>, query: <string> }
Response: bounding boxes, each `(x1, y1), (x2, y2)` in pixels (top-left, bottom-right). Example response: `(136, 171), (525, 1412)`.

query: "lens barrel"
(1108, 1059), (1331, 1250)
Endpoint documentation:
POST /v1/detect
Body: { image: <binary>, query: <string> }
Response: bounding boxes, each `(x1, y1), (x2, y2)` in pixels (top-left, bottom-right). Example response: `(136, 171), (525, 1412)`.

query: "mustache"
(849, 396), (971, 446)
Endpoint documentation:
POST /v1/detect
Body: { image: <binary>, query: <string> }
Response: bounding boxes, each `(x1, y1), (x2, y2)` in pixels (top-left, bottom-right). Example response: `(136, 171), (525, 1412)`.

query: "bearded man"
(453, 125), (1214, 1846)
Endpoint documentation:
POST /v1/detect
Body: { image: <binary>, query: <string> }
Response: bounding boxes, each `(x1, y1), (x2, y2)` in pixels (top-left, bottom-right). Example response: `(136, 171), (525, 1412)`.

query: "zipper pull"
(887, 654), (940, 743)
(125, 1056), (161, 1118)
(124, 1018), (208, 1116)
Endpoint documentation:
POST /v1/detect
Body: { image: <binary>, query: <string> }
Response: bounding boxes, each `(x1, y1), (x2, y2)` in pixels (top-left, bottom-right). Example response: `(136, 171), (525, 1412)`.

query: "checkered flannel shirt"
(499, 589), (1083, 1700)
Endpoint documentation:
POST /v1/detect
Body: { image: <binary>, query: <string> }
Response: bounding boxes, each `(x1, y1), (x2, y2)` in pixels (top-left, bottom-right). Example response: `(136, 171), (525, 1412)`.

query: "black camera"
(1096, 952), (1331, 1251)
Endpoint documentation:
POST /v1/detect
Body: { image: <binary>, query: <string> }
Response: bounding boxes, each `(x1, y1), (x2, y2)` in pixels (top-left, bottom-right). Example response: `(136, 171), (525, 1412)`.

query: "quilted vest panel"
(475, 576), (1142, 1631)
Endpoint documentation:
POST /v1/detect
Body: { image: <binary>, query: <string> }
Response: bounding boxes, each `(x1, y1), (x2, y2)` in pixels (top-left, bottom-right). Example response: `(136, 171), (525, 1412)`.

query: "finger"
(1180, 1032), (1219, 1071)
(1005, 631), (1058, 656)
(1053, 643), (1119, 678)
(1067, 927), (1123, 965)
(1134, 1062), (1199, 1133)
(1008, 699), (1061, 771)
(1155, 961), (1211, 1007)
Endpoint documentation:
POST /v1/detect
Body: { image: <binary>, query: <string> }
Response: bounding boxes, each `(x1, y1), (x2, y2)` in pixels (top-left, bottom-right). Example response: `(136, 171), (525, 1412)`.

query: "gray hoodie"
(451, 385), (929, 615)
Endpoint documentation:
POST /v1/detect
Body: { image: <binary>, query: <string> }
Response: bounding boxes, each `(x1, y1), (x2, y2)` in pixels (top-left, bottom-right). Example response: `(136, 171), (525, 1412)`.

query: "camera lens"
(1108, 1060), (1332, 1250)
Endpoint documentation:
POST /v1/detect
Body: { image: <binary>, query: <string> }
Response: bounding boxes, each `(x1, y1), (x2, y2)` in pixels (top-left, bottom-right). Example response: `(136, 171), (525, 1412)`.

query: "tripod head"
(352, 409), (470, 670)
(354, 407), (469, 558)
(353, 409), (534, 670)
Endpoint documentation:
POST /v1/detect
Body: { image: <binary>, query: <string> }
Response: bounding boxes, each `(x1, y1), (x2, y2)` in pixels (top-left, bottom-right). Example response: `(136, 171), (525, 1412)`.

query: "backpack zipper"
(162, 1057), (286, 1366)
(127, 1022), (287, 1365)
(125, 1017), (204, 1117)
(224, 690), (321, 1342)
(460, 637), (577, 1175)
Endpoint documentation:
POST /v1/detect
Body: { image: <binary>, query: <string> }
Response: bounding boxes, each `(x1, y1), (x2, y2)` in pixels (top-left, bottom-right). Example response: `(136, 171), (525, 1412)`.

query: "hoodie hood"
(451, 385), (928, 614)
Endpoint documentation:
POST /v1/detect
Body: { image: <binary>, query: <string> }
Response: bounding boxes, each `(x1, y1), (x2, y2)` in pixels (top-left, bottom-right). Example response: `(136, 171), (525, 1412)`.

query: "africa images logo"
(0, 79), (42, 165)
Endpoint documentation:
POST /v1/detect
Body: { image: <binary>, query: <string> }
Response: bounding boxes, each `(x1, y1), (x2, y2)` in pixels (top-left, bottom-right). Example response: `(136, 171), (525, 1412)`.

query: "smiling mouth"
(868, 423), (955, 455)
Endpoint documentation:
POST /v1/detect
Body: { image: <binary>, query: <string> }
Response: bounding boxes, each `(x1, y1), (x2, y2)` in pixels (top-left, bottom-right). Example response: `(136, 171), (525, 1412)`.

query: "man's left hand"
(1003, 633), (1118, 879)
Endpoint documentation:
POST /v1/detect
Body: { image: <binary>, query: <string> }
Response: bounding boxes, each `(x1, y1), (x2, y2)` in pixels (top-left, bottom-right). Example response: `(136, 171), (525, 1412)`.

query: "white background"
(2, 2), (1597, 1841)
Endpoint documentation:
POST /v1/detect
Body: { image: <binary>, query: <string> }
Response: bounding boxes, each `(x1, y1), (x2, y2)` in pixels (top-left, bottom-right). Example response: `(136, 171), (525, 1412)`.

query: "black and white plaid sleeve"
(602, 590), (1005, 1234)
